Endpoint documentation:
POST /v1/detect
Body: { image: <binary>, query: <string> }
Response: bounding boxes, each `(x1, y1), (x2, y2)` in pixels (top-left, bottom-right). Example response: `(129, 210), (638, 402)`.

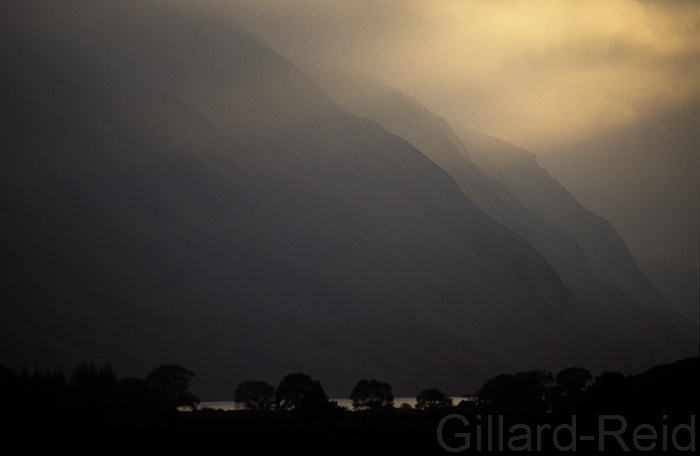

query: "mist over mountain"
(314, 71), (698, 364)
(456, 129), (662, 310)
(536, 97), (699, 331)
(1, 1), (696, 399)
(636, 258), (699, 325)
(538, 98), (699, 270)
(314, 73), (631, 299)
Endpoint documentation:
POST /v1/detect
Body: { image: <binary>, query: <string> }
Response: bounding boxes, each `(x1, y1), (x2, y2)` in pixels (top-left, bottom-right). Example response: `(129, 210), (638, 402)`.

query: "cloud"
(6, 0), (697, 152)
(222, 0), (699, 152)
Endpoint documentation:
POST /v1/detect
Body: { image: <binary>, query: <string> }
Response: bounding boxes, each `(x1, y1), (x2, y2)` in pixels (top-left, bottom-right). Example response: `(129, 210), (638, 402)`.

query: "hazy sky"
(10, 0), (697, 152)
(7, 0), (698, 266)
(222, 0), (699, 153)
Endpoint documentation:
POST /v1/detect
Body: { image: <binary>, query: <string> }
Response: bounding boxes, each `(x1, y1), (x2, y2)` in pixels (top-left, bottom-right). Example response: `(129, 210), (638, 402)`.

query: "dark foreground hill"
(1, 1), (696, 399)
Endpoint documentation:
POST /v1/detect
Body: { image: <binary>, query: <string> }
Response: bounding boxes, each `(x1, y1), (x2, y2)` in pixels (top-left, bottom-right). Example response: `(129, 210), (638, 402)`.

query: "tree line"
(231, 357), (698, 419)
(2, 358), (697, 418)
(230, 366), (598, 416)
(1, 357), (696, 440)
(233, 374), (453, 413)
(0, 362), (198, 429)
(0, 357), (696, 452)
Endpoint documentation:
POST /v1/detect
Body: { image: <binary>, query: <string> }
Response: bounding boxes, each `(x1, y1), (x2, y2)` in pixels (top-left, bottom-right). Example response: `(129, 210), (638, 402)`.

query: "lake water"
(199, 396), (472, 411)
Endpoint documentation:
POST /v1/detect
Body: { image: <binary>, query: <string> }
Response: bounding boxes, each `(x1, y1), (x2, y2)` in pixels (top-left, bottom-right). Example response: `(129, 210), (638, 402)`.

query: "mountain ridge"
(313, 70), (697, 363)
(1, 2), (696, 399)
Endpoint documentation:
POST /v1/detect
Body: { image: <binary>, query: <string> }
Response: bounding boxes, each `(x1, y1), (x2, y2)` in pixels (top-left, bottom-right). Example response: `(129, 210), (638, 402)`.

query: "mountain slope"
(314, 71), (698, 369)
(1, 1), (696, 398)
(458, 128), (665, 309)
(0, 11), (576, 398)
(636, 258), (699, 325)
(315, 74), (603, 298)
(456, 126), (698, 363)
(538, 99), (699, 269)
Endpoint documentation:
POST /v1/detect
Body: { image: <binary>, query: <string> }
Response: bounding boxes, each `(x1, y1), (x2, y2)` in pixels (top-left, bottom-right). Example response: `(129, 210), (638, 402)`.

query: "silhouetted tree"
(555, 367), (592, 397)
(114, 377), (157, 417)
(1, 365), (67, 424)
(0, 365), (20, 404)
(70, 361), (116, 393)
(477, 370), (554, 417)
(67, 361), (118, 420)
(297, 381), (331, 414)
(587, 371), (628, 411)
(416, 388), (452, 410)
(350, 379), (394, 410)
(275, 373), (312, 410)
(234, 380), (275, 411)
(274, 373), (335, 418)
(146, 364), (199, 410)
(274, 373), (327, 411)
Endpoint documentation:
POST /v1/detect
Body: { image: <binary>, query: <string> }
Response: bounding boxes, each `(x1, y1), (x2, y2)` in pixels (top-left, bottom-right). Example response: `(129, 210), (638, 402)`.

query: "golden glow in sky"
(225, 0), (700, 153)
